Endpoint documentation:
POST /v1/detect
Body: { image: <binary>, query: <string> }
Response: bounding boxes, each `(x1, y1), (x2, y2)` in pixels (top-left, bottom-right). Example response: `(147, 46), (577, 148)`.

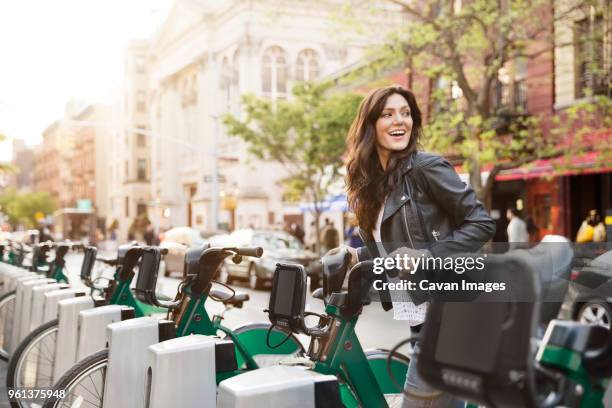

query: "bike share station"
(0, 237), (610, 408)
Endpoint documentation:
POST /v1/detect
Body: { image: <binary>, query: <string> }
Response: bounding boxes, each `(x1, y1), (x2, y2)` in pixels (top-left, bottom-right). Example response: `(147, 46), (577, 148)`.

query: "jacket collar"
(381, 153), (416, 224)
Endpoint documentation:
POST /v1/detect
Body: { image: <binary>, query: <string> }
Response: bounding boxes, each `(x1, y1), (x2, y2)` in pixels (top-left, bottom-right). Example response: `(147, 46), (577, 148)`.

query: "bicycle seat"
(55, 243), (70, 258)
(184, 243), (211, 277)
(210, 289), (249, 308)
(116, 242), (141, 265)
(321, 248), (351, 297)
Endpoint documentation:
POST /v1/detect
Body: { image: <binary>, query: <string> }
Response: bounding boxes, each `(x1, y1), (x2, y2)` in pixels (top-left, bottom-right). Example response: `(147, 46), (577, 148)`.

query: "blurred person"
(290, 222), (305, 244)
(329, 85), (495, 407)
(322, 219), (339, 252)
(345, 214), (363, 248)
(306, 220), (318, 252)
(144, 225), (155, 246)
(507, 207), (529, 247)
(526, 216), (540, 243)
(576, 209), (606, 243)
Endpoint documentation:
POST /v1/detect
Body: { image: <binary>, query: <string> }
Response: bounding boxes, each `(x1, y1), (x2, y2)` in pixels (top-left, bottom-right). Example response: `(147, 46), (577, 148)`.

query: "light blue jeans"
(402, 343), (465, 408)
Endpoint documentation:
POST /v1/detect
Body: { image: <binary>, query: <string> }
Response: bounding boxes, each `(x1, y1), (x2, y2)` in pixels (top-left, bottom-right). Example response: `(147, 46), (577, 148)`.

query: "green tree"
(344, 0), (610, 206)
(223, 82), (362, 254)
(0, 188), (57, 228)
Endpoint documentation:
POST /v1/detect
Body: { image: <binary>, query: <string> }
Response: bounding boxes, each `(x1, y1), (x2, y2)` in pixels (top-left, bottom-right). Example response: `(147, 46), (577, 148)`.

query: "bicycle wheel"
(7, 319), (59, 408)
(42, 349), (108, 408)
(365, 349), (410, 394)
(0, 290), (17, 361)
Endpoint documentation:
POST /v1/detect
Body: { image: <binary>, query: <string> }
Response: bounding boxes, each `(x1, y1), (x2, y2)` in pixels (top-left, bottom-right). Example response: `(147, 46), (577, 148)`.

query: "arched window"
(296, 49), (319, 82)
(262, 46), (288, 100)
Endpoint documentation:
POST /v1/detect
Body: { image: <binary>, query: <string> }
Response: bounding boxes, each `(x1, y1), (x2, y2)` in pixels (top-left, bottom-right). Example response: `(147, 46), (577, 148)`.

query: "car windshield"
(253, 233), (302, 250)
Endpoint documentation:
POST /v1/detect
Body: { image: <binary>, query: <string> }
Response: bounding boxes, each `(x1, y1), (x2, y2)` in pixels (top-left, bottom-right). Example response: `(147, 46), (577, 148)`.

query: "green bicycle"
(218, 250), (410, 407)
(6, 242), (167, 407)
(43, 243), (304, 408)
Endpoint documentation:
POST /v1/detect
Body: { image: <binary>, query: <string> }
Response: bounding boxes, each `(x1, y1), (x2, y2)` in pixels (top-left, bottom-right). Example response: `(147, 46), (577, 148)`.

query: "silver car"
(216, 229), (317, 290)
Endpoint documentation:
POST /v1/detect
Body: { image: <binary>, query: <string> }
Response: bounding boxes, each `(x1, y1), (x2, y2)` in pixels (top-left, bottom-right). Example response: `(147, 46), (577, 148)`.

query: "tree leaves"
(223, 82), (362, 207)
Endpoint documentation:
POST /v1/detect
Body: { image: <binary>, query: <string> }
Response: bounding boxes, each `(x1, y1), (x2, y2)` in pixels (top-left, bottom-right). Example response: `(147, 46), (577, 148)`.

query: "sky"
(0, 0), (174, 161)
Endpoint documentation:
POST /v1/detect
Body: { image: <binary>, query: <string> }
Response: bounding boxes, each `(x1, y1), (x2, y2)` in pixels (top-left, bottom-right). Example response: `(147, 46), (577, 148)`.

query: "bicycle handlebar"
(222, 247), (263, 258)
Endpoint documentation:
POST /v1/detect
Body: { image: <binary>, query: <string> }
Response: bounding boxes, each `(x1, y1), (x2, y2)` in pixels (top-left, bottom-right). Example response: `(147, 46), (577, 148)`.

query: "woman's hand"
(325, 245), (359, 268)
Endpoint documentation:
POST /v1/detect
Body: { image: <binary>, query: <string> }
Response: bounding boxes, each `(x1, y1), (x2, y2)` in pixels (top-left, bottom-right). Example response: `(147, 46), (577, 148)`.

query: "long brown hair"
(345, 86), (423, 233)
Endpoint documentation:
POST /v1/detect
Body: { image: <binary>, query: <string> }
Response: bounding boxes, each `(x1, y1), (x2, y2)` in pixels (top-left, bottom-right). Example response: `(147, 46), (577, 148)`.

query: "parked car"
(216, 229), (317, 290)
(160, 227), (206, 276)
(560, 249), (612, 329)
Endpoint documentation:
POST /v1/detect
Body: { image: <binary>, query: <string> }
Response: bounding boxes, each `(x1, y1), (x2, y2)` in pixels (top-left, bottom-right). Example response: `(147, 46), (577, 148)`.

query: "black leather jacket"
(357, 151), (496, 305)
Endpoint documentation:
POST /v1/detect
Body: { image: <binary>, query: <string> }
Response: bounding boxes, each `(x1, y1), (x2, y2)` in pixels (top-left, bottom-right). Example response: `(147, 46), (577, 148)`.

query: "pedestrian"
(307, 220), (318, 253)
(328, 85), (495, 407)
(322, 219), (339, 252)
(290, 223), (305, 244)
(576, 209), (606, 243)
(345, 214), (363, 248)
(144, 225), (155, 246)
(506, 207), (529, 248)
(526, 216), (540, 242)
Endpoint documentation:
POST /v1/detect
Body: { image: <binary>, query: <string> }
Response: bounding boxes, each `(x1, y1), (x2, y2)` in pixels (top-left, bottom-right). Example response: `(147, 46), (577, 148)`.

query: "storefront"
(494, 151), (611, 242)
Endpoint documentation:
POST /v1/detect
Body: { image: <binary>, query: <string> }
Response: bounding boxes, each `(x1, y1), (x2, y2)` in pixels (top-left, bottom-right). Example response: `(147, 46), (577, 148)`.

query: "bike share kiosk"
(135, 245), (258, 408)
(103, 246), (176, 408)
(417, 244), (611, 408)
(52, 244), (141, 382)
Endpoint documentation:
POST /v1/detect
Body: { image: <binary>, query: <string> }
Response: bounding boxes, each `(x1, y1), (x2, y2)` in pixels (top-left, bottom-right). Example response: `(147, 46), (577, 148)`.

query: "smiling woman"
(327, 85), (495, 407)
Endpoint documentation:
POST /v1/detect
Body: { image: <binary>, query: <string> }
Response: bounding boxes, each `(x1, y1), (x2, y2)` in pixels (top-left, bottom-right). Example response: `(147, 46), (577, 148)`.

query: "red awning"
(495, 150), (612, 181)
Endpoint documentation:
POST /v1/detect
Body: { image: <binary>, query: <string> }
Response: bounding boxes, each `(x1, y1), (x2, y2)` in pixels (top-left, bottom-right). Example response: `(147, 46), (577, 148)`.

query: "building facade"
(107, 40), (153, 241)
(494, 0), (610, 241)
(146, 0), (395, 232)
(70, 103), (111, 228)
(33, 120), (74, 208)
(8, 139), (34, 192)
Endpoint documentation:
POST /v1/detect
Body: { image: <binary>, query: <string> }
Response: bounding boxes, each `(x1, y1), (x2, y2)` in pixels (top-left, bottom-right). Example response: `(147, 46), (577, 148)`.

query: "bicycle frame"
(261, 260), (408, 408)
(107, 270), (164, 317)
(172, 288), (299, 378)
(310, 303), (409, 407)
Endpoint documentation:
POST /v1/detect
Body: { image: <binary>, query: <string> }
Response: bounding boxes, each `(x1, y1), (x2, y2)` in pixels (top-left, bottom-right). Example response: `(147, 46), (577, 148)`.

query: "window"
(137, 159), (147, 181)
(124, 161), (129, 179)
(296, 49), (319, 82)
(137, 132), (146, 147)
(136, 91), (146, 112)
(137, 203), (147, 216)
(497, 59), (528, 112)
(575, 14), (608, 98)
(262, 46), (288, 100)
(125, 197), (129, 217)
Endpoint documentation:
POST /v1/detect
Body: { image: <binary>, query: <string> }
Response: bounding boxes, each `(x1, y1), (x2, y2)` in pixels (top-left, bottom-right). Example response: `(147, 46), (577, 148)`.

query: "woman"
(338, 86), (495, 407)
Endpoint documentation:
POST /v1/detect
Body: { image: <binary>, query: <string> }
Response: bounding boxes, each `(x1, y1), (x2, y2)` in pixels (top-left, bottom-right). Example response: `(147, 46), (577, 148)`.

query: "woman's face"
(374, 93), (413, 159)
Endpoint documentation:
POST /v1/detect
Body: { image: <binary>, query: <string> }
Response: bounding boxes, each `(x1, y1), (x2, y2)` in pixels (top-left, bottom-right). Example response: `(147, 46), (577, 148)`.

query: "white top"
(373, 201), (427, 326)
(507, 217), (529, 243)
